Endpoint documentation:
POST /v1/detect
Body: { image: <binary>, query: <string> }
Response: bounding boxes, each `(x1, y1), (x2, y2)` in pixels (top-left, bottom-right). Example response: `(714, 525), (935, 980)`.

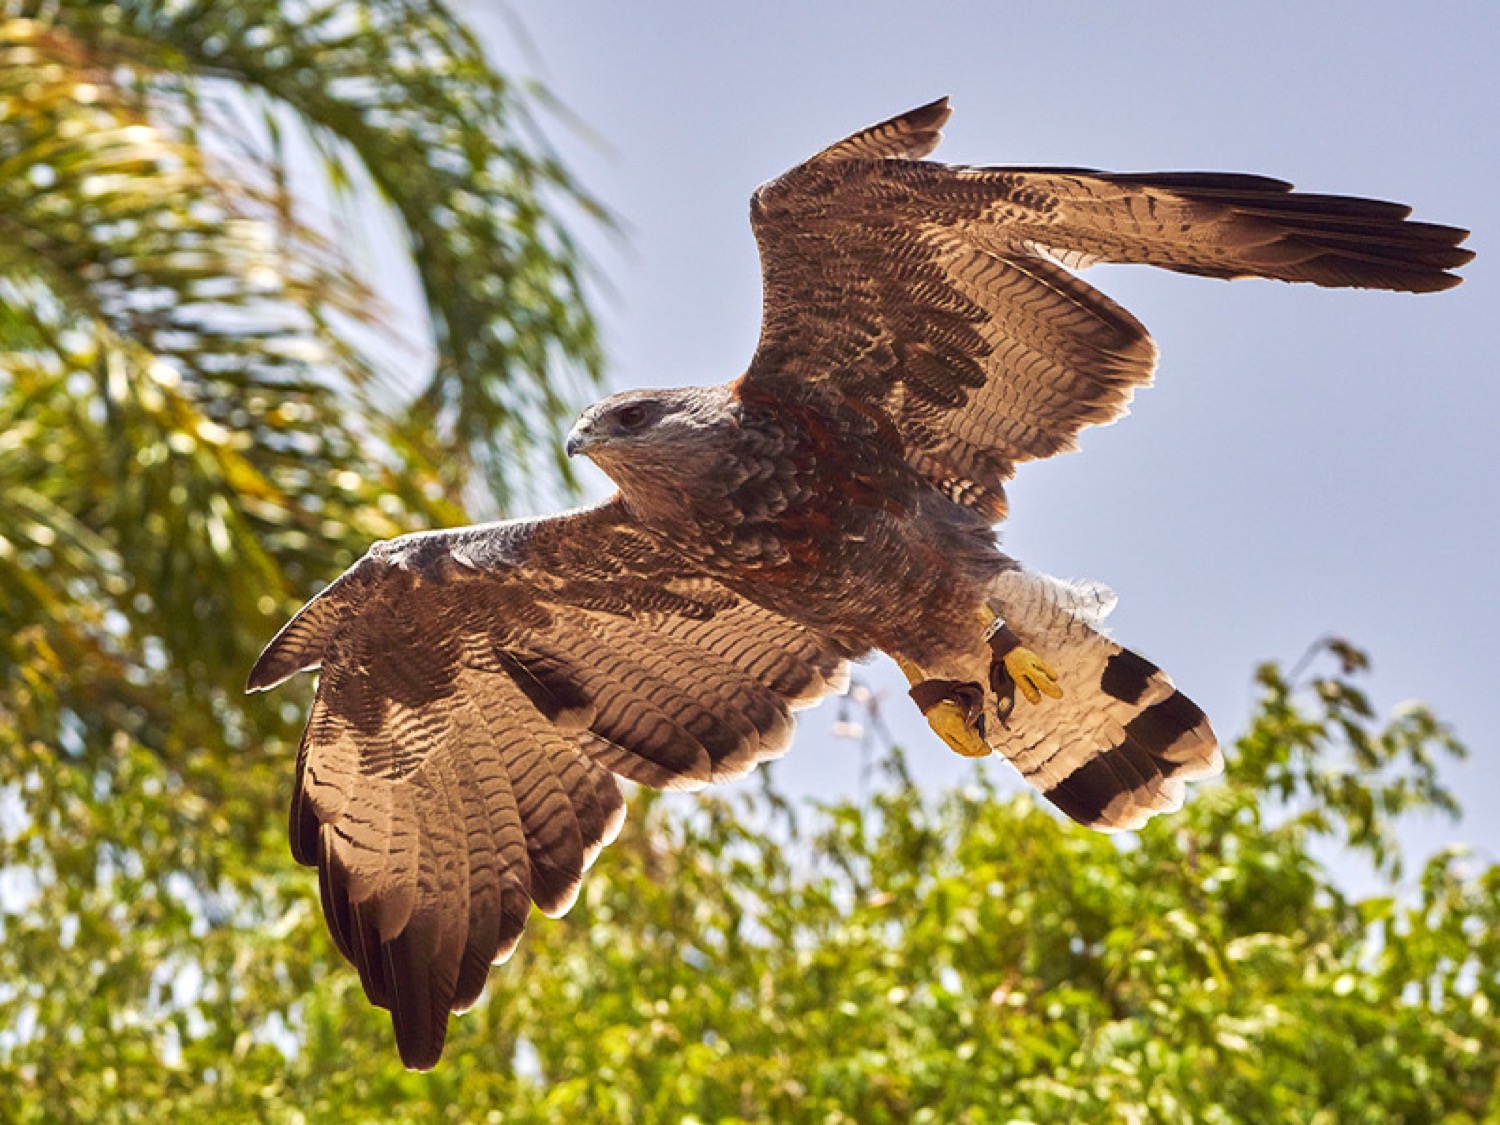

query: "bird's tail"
(984, 569), (1221, 831)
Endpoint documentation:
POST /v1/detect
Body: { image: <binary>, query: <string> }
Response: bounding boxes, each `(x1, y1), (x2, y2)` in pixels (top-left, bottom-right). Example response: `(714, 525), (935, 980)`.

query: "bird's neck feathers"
(592, 387), (741, 532)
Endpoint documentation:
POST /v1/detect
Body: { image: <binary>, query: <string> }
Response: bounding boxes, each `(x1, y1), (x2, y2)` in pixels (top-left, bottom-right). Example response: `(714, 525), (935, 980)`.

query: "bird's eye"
(614, 404), (650, 431)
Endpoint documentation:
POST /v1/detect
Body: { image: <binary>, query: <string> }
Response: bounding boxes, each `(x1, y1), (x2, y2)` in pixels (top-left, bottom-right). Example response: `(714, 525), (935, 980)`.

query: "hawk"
(249, 98), (1471, 1068)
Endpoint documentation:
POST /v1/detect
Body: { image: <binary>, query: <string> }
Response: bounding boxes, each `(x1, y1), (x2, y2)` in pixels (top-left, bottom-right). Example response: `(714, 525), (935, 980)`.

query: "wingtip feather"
(811, 96), (954, 165)
(246, 644), (304, 693)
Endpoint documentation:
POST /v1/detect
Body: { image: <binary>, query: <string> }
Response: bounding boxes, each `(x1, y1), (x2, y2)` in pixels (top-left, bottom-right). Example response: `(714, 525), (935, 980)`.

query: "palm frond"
(27, 0), (609, 506)
(0, 23), (466, 698)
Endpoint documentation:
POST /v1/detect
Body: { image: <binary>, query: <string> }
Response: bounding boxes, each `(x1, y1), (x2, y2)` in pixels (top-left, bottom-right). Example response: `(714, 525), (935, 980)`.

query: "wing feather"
(743, 100), (1471, 516)
(251, 499), (851, 1069)
(444, 697), (509, 1012)
(807, 94), (950, 164)
(581, 613), (793, 780)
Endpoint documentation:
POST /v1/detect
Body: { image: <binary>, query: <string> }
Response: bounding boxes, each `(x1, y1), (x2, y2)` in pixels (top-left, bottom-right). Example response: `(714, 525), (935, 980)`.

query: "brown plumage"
(249, 97), (1471, 1068)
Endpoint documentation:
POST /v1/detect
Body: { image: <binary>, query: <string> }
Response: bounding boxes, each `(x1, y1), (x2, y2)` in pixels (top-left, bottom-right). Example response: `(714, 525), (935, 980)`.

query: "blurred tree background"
(0, 2), (1496, 1122)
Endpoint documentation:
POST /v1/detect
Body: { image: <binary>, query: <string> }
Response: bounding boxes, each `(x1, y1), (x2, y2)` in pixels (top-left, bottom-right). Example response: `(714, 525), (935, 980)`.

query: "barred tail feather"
(1039, 647), (1219, 830)
(987, 569), (1221, 831)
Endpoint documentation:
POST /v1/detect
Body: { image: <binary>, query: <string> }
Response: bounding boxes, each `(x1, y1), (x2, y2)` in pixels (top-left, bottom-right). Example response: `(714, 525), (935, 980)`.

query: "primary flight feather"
(250, 97), (1472, 1069)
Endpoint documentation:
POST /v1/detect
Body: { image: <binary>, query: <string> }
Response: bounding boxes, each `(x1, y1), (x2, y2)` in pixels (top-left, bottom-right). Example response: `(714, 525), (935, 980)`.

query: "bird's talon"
(927, 700), (991, 758)
(1003, 647), (1063, 705)
(905, 675), (990, 759)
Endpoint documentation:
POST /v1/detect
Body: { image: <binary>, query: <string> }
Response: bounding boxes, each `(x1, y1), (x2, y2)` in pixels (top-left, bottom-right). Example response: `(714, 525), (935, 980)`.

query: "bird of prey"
(249, 97), (1471, 1069)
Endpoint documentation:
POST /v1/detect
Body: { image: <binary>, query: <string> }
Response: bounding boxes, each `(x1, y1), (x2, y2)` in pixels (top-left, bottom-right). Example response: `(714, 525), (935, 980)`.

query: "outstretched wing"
(248, 499), (851, 1069)
(743, 97), (1472, 519)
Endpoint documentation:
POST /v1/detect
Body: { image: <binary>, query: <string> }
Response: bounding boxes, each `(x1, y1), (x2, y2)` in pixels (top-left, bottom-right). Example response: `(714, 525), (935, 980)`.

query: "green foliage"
(2, 4), (1496, 1122)
(0, 1), (595, 1117)
(34, 0), (608, 504)
(5, 627), (1497, 1121)
(435, 643), (1494, 1125)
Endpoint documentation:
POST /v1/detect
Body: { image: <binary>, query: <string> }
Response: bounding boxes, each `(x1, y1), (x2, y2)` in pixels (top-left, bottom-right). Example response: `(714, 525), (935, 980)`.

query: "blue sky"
(458, 2), (1496, 869)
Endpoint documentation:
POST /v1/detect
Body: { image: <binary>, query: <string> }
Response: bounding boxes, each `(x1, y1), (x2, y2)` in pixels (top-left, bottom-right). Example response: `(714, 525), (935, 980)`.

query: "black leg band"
(986, 623), (1023, 724)
(986, 621), (1023, 659)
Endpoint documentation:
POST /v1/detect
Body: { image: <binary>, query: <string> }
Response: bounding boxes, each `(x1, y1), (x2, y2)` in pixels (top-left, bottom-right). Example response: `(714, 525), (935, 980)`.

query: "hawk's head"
(566, 386), (736, 505)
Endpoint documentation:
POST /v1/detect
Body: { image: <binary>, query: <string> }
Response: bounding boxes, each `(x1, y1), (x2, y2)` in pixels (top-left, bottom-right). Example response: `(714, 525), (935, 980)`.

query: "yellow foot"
(895, 656), (991, 759)
(1004, 647), (1063, 705)
(982, 611), (1063, 711)
(927, 700), (991, 758)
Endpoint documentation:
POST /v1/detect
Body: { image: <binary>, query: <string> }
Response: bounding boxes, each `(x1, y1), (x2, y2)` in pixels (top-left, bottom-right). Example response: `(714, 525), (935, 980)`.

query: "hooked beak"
(564, 419), (592, 458)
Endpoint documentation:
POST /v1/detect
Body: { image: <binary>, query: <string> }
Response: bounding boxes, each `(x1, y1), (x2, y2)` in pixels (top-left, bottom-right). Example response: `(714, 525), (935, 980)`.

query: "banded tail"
(986, 570), (1221, 831)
